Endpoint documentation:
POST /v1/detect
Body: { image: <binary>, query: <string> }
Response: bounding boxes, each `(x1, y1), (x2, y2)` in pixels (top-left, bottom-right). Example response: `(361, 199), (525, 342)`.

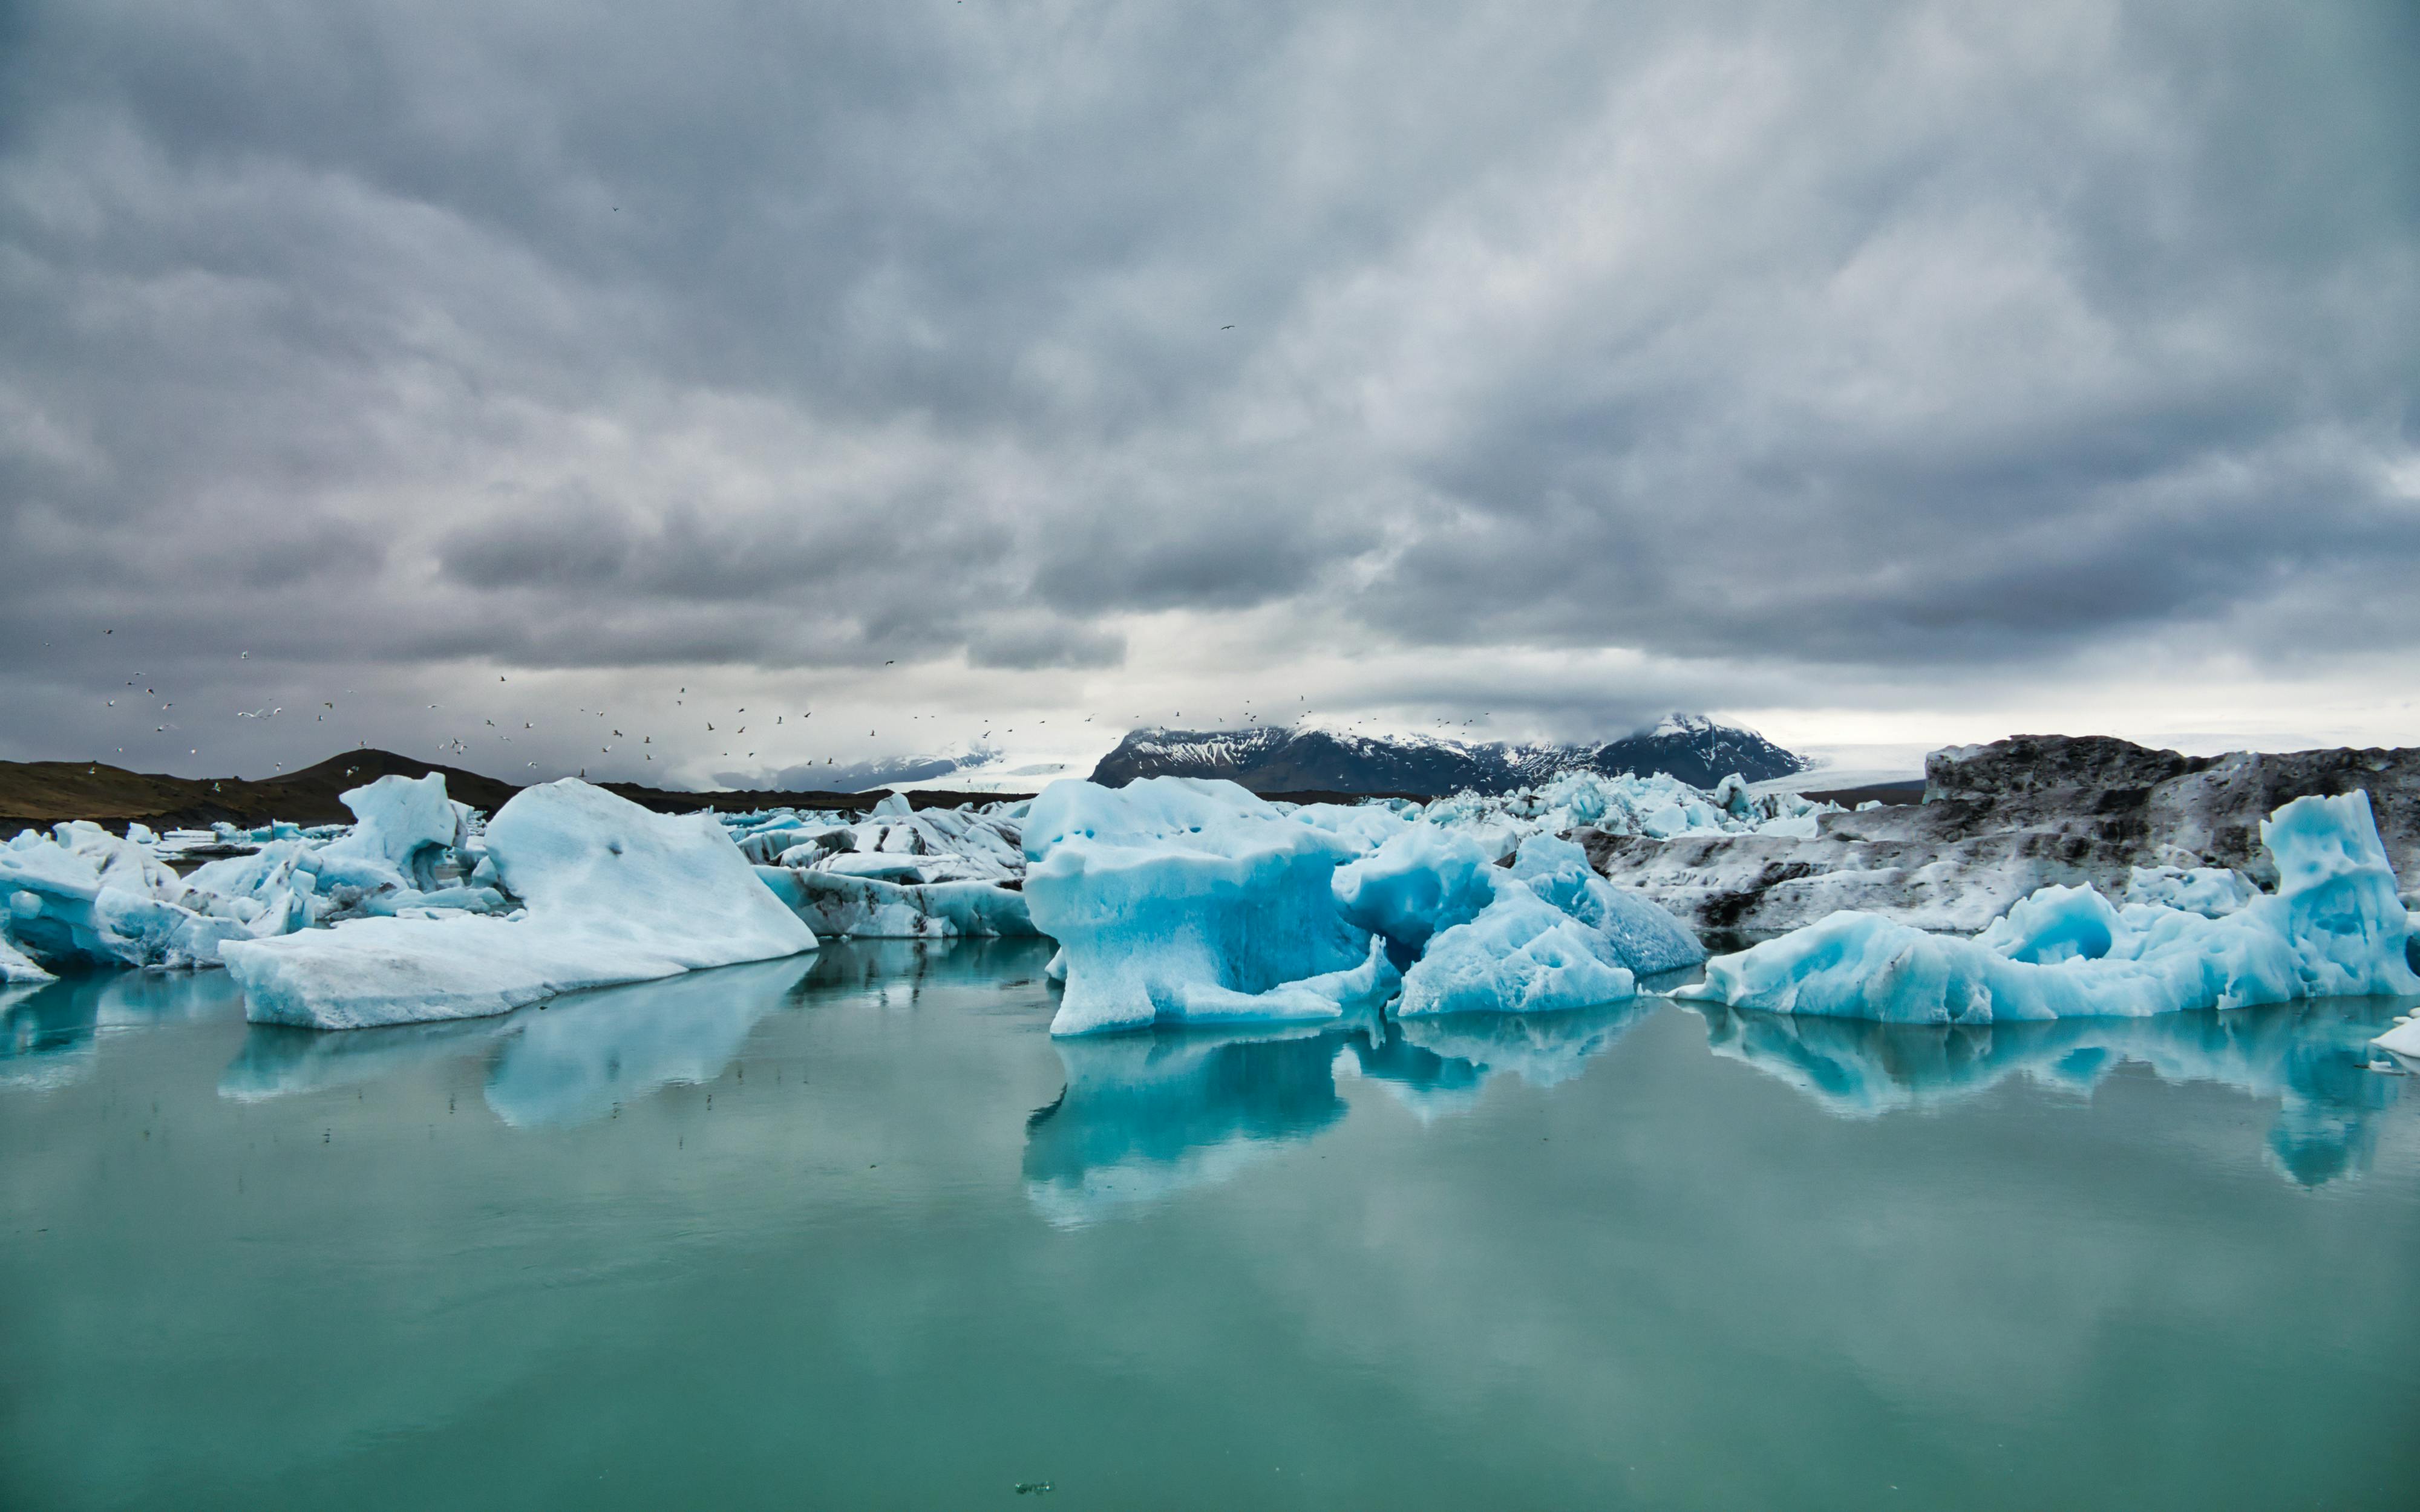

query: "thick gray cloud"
(2, 0), (2415, 780)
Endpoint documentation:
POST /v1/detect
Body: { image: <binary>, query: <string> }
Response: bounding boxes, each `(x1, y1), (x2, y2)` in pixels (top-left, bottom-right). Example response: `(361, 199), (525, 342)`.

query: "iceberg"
(1505, 835), (1706, 977)
(1022, 778), (1376, 1036)
(305, 773), (468, 894)
(1680, 792), (2419, 1024)
(1339, 831), (1702, 1018)
(1331, 825), (1503, 960)
(4, 826), (266, 970)
(1, 933), (54, 985)
(1024, 780), (1705, 1035)
(1395, 892), (1636, 1018)
(755, 866), (1038, 940)
(223, 779), (816, 1029)
(2375, 1015), (2420, 1069)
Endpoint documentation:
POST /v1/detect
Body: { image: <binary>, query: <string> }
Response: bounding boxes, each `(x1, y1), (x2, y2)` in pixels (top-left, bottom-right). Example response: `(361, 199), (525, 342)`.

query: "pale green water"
(2, 943), (2416, 1510)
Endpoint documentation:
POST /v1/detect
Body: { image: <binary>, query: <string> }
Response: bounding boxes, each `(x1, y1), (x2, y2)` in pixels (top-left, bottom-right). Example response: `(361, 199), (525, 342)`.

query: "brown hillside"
(0, 749), (1030, 834)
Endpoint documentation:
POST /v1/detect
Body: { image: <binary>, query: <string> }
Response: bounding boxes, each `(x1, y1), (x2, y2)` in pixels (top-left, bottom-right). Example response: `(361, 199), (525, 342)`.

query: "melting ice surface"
(4, 940), (2416, 1511)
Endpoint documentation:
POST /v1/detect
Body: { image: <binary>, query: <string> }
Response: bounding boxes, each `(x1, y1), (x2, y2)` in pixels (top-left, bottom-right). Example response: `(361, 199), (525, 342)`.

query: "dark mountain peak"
(1589, 714), (1809, 790)
(1088, 717), (1805, 796)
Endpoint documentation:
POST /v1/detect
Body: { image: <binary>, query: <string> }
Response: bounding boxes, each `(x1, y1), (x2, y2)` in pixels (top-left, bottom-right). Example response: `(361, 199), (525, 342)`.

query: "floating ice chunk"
(1506, 834), (1705, 976)
(756, 866), (1038, 939)
(1333, 829), (1701, 986)
(1396, 891), (1636, 1017)
(1023, 778), (1373, 1036)
(2125, 865), (2256, 917)
(818, 853), (937, 882)
(183, 841), (322, 933)
(1332, 826), (1502, 959)
(2, 830), (257, 969)
(2376, 1016), (2420, 1068)
(50, 821), (188, 902)
(1, 933), (53, 983)
(309, 774), (466, 894)
(1682, 792), (2419, 1024)
(1285, 801), (1415, 853)
(223, 780), (817, 1029)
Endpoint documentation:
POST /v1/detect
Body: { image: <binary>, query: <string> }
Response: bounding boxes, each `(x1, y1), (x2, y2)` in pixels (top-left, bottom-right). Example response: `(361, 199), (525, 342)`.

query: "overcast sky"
(4, 0), (2416, 788)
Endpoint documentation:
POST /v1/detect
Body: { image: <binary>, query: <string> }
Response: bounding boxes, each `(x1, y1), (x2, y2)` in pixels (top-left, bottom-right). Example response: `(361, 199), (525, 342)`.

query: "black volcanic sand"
(0, 749), (1030, 834)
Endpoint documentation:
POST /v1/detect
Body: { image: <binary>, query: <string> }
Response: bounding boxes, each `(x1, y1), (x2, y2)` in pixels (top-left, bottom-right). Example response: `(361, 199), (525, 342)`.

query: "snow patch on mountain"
(1089, 715), (1807, 795)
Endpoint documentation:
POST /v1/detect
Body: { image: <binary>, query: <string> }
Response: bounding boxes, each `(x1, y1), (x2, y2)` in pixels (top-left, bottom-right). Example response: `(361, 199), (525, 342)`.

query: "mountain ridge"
(1088, 715), (1807, 795)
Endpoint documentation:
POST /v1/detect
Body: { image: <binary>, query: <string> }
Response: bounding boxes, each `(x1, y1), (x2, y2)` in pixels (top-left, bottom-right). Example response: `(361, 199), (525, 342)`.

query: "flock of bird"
(73, 628), (1509, 789)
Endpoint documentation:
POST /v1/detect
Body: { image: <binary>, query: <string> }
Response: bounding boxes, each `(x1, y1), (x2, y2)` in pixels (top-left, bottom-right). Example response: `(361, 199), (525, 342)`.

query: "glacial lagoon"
(4, 942), (2416, 1510)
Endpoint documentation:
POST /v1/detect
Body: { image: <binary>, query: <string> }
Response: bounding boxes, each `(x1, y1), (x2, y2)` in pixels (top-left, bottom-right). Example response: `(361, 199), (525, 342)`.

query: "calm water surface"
(3, 942), (2416, 1510)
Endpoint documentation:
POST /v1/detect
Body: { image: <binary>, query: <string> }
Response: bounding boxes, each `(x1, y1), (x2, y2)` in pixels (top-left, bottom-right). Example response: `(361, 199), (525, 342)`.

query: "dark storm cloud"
(2, 0), (2416, 772)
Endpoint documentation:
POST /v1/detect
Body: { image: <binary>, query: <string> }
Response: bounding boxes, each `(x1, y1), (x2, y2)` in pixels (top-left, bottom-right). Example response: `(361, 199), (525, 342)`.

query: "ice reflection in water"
(1693, 997), (2411, 1186)
(218, 958), (816, 1126)
(482, 958), (812, 1127)
(1, 968), (240, 1090)
(211, 940), (1036, 1127)
(1024, 1000), (1653, 1224)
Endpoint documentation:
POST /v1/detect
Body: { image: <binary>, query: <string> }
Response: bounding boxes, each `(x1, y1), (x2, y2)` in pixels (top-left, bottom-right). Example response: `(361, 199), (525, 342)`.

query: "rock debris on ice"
(1678, 792), (2418, 1024)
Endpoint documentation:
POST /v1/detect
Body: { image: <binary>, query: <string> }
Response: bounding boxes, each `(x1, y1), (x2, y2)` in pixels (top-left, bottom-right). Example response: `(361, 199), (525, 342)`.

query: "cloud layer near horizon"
(4, 1), (2416, 783)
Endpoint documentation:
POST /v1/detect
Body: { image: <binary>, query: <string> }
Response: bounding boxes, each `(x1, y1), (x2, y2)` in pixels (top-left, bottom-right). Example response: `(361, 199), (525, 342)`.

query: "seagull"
(1221, 325), (1234, 330)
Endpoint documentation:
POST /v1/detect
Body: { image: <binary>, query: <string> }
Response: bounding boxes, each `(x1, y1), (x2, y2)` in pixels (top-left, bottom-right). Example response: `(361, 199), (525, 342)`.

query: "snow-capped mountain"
(1088, 715), (1807, 795)
(1596, 714), (1811, 790)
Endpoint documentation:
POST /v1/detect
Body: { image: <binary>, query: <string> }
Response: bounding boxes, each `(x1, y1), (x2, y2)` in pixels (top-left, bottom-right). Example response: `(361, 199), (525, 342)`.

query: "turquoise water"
(3, 943), (2416, 1510)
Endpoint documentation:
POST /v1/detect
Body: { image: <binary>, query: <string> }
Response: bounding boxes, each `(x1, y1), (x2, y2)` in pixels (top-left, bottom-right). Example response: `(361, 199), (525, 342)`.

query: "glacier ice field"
(6, 761), (2415, 1068)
